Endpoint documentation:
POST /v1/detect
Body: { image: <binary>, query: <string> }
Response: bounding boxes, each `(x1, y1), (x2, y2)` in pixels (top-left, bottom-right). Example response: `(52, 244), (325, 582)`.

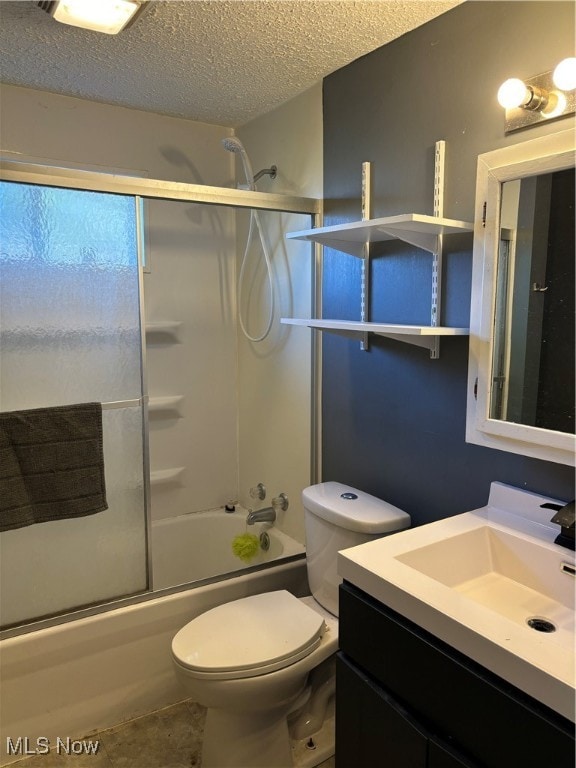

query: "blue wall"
(321, 1), (575, 526)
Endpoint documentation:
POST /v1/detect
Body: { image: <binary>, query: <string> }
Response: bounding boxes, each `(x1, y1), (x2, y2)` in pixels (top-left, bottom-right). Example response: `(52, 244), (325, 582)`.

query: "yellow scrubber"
(232, 533), (260, 562)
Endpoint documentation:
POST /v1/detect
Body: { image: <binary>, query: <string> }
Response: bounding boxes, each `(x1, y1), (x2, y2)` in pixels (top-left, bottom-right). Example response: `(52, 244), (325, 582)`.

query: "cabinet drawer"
(336, 654), (428, 768)
(337, 654), (477, 768)
(339, 582), (575, 768)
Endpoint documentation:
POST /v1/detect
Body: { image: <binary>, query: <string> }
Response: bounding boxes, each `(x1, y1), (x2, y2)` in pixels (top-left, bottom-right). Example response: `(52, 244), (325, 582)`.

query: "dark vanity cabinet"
(336, 582), (575, 768)
(337, 653), (473, 767)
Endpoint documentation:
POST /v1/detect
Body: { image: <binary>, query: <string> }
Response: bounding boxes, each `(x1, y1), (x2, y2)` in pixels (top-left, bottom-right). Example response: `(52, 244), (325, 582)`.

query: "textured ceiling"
(0, 1), (461, 127)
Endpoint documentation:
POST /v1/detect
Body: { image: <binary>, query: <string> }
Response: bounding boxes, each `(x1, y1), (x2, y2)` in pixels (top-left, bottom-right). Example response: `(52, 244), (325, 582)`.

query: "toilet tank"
(302, 482), (410, 616)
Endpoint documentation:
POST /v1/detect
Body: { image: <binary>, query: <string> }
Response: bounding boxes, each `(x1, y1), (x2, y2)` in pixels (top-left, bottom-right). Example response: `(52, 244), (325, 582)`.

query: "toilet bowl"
(171, 482), (410, 768)
(173, 592), (337, 767)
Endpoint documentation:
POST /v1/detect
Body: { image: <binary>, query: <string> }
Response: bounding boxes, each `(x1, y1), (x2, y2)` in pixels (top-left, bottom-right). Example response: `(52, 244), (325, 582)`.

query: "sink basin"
(397, 525), (575, 648)
(338, 482), (576, 722)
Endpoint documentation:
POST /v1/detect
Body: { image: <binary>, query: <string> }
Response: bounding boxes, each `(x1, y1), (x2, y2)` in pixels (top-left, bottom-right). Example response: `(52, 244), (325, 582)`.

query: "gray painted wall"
(321, 1), (575, 526)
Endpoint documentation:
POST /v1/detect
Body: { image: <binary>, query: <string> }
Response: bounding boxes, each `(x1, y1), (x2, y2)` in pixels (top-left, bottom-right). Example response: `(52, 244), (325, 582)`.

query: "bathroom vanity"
(336, 582), (574, 767)
(336, 483), (575, 768)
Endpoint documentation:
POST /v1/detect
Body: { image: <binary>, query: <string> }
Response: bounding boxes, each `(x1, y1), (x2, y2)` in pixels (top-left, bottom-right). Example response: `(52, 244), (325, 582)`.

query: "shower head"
(221, 137), (245, 154)
(221, 136), (255, 190)
(222, 137), (277, 189)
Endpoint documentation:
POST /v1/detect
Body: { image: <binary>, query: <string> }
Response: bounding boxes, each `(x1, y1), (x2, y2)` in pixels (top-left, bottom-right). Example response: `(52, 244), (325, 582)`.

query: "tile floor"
(9, 700), (336, 768)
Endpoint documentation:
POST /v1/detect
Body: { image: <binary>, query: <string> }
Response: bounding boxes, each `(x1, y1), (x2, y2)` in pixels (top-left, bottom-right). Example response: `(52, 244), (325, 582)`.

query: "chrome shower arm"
(253, 166), (277, 183)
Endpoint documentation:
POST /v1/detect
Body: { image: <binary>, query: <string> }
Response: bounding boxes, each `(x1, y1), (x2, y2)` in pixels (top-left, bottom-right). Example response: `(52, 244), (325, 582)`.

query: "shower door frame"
(0, 159), (322, 637)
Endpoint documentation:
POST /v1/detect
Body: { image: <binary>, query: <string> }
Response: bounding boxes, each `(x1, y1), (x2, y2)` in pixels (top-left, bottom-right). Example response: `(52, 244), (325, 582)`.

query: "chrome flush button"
(341, 493), (358, 500)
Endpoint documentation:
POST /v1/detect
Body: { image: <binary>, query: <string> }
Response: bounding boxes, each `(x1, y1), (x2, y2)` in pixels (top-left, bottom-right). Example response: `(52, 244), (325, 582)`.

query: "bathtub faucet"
(246, 507), (276, 525)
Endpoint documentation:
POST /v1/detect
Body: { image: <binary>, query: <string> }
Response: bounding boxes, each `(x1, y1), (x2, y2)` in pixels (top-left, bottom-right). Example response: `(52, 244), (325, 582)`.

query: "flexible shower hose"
(237, 206), (275, 343)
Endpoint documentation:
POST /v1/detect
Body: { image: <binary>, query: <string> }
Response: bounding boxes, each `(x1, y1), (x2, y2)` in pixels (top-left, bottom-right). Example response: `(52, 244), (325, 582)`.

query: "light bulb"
(497, 78), (531, 109)
(553, 57), (576, 91)
(541, 91), (567, 119)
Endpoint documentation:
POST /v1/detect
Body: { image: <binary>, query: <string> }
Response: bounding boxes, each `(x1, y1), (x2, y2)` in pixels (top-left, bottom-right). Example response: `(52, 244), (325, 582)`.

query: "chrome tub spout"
(246, 507), (276, 525)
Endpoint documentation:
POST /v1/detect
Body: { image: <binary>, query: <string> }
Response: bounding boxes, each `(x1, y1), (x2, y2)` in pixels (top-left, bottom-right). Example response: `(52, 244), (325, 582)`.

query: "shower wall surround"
(237, 86), (322, 544)
(145, 198), (238, 519)
(321, 0), (575, 522)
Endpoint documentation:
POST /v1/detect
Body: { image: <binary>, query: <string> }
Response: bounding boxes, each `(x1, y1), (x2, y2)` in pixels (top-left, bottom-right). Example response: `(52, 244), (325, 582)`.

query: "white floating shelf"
(286, 213), (474, 256)
(148, 396), (184, 417)
(281, 318), (469, 351)
(150, 467), (185, 487)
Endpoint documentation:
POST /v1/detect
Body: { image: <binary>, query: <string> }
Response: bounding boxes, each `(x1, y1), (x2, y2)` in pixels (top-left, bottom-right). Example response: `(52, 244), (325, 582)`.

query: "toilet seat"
(172, 591), (327, 680)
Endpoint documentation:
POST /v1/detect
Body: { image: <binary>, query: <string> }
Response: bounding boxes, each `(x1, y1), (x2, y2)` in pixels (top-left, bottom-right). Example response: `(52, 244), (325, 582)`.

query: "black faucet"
(542, 500), (576, 551)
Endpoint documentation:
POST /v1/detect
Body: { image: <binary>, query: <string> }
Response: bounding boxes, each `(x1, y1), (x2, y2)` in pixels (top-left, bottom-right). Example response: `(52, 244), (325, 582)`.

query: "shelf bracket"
(375, 332), (438, 351)
(430, 140), (445, 359)
(360, 161), (372, 351)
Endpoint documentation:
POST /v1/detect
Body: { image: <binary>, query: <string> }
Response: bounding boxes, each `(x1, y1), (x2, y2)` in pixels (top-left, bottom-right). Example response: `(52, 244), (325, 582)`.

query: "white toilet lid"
(172, 591), (326, 680)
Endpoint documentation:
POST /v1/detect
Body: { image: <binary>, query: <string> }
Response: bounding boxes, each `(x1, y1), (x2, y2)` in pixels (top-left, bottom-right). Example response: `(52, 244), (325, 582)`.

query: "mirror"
(467, 129), (576, 466)
(492, 169), (574, 431)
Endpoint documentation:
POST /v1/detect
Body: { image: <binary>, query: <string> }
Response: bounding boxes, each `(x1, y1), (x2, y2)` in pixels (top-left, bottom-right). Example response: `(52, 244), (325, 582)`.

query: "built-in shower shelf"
(286, 213), (474, 257)
(150, 467), (185, 487)
(148, 396), (184, 417)
(281, 318), (469, 350)
(145, 321), (182, 343)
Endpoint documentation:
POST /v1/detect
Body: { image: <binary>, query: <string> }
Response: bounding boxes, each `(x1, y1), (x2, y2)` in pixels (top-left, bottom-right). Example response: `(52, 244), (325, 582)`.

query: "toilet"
(171, 482), (410, 768)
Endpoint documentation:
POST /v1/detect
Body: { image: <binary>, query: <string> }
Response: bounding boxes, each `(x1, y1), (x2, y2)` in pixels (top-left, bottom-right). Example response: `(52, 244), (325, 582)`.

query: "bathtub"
(0, 539), (308, 766)
(152, 507), (306, 590)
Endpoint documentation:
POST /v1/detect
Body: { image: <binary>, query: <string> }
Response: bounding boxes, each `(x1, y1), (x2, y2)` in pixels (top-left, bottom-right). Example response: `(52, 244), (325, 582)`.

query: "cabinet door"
(336, 654), (428, 768)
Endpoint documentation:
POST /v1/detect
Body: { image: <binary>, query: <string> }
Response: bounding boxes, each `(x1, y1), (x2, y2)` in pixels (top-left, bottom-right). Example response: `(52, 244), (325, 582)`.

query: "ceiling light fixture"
(37, 0), (145, 35)
(497, 59), (576, 133)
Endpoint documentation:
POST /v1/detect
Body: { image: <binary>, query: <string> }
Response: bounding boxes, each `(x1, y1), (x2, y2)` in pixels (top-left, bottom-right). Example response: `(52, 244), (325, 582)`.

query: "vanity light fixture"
(497, 58), (576, 133)
(37, 0), (145, 35)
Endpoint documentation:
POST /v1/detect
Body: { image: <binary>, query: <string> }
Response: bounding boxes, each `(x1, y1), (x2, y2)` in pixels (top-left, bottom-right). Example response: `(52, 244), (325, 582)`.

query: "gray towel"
(0, 403), (108, 532)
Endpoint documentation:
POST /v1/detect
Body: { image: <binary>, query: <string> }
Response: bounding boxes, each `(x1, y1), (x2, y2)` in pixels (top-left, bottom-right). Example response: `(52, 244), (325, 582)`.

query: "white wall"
(236, 84), (323, 544)
(0, 85), (232, 184)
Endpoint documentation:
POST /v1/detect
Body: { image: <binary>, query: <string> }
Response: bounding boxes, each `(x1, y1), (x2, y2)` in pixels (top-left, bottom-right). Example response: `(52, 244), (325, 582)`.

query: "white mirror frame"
(466, 129), (576, 466)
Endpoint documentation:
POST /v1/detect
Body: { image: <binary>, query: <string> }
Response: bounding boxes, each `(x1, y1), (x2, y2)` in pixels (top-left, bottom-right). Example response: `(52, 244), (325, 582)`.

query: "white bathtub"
(151, 507), (305, 590)
(0, 544), (308, 766)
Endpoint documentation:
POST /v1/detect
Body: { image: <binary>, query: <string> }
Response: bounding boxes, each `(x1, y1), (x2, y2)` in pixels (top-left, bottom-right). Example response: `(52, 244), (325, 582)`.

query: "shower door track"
(0, 160), (320, 215)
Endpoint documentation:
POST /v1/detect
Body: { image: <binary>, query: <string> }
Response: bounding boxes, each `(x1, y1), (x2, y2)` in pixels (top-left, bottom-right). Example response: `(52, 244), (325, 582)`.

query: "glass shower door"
(0, 181), (149, 628)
